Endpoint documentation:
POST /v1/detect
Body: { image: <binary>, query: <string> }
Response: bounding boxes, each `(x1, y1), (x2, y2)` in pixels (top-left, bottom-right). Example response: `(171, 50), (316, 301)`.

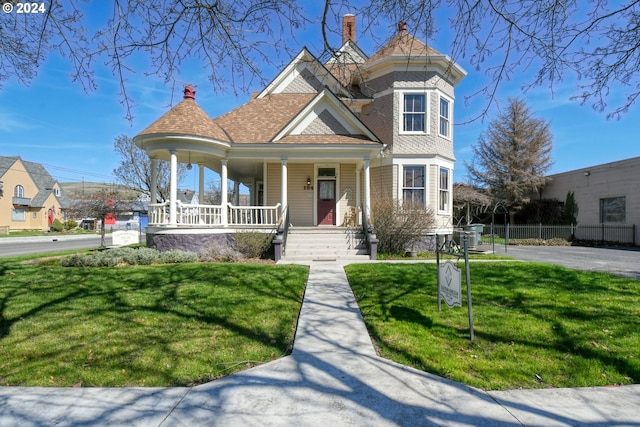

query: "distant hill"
(61, 182), (141, 199)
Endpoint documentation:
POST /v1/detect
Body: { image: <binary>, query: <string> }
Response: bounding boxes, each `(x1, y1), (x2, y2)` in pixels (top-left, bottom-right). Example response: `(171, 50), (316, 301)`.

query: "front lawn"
(345, 262), (640, 390)
(0, 256), (308, 387)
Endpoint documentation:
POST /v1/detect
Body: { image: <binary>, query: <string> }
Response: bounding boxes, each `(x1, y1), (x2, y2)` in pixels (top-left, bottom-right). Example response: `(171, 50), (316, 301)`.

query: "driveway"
(493, 244), (640, 280)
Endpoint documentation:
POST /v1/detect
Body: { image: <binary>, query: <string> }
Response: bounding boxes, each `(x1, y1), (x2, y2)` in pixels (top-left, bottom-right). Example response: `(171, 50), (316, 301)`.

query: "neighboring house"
(134, 15), (466, 253)
(0, 155), (71, 232)
(541, 156), (639, 245)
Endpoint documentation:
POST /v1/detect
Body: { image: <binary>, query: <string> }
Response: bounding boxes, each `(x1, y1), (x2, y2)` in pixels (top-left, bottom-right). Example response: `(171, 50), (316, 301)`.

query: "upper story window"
(439, 96), (451, 138)
(402, 94), (426, 133)
(14, 185), (25, 198)
(439, 167), (450, 212)
(402, 166), (425, 205)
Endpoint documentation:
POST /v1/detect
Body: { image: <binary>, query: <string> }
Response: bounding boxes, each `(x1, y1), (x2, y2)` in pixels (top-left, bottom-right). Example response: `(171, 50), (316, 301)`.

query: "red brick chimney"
(342, 14), (356, 44)
(183, 85), (196, 100)
(398, 20), (407, 34)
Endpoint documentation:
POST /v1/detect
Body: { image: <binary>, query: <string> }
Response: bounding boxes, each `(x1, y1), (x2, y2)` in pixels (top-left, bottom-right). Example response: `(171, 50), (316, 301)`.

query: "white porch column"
(356, 166), (361, 225)
(198, 163), (205, 204)
(364, 158), (371, 219)
(281, 158), (288, 218)
(169, 150), (178, 225)
(221, 160), (228, 225)
(150, 157), (158, 203)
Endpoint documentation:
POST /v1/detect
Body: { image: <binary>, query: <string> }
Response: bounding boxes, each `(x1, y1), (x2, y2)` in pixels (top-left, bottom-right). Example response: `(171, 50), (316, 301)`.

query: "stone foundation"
(146, 232), (234, 254)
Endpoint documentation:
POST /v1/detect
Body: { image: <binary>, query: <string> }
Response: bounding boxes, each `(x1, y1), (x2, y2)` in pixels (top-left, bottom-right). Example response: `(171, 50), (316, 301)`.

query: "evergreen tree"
(466, 98), (553, 222)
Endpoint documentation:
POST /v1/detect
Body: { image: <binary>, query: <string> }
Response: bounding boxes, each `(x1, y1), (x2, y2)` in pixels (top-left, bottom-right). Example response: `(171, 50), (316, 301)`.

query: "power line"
(39, 163), (114, 180)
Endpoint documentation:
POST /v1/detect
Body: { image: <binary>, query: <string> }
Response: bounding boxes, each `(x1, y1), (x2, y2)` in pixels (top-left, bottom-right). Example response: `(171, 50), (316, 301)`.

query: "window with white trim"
(439, 167), (450, 211)
(12, 208), (26, 221)
(403, 166), (425, 205)
(439, 97), (451, 138)
(402, 94), (426, 133)
(14, 185), (24, 198)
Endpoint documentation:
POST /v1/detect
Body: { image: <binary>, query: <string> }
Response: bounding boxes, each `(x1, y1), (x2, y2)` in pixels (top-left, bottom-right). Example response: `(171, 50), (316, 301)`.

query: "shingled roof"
(137, 86), (229, 142)
(213, 93), (316, 143)
(365, 21), (441, 66)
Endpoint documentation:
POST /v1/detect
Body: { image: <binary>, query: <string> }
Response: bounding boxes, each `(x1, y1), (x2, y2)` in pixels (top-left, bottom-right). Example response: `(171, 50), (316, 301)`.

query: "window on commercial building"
(403, 94), (426, 133)
(439, 167), (450, 211)
(600, 196), (625, 223)
(403, 166), (425, 205)
(439, 97), (450, 137)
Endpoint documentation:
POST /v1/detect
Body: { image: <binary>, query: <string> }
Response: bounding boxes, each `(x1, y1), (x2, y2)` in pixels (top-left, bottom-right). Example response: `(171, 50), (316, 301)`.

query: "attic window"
(402, 94), (426, 133)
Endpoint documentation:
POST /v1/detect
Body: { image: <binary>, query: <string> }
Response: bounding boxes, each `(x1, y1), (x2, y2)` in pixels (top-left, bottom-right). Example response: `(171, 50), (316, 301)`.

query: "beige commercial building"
(542, 156), (639, 245)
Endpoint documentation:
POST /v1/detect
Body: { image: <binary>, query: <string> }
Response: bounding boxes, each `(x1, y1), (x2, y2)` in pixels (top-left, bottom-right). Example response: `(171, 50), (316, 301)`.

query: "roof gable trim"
(272, 89), (380, 143)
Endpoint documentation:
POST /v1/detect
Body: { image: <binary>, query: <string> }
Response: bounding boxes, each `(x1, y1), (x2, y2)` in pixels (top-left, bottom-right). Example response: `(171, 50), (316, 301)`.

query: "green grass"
(345, 262), (640, 390)
(0, 256), (308, 387)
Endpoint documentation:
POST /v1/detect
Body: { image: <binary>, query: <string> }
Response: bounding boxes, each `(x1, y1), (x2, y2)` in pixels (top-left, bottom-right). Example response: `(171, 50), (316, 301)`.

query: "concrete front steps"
(282, 227), (370, 261)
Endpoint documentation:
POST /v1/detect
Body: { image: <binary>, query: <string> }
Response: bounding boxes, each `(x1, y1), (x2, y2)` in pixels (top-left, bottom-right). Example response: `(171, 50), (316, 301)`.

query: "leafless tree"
(466, 98), (553, 222)
(112, 135), (187, 202)
(67, 188), (129, 247)
(3, 1), (640, 119)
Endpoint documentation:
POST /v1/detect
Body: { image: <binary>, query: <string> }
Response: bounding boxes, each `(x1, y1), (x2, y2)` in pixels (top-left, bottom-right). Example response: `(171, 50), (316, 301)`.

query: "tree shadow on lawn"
(0, 261), (308, 386)
(349, 262), (640, 388)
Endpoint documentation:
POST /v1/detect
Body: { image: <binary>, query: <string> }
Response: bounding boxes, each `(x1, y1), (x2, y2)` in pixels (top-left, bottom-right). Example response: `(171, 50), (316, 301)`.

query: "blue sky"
(1, 3), (639, 189)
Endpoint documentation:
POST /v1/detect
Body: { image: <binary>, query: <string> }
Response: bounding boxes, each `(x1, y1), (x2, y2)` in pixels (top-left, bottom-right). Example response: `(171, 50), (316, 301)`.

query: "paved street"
(0, 234), (110, 258)
(491, 244), (640, 279)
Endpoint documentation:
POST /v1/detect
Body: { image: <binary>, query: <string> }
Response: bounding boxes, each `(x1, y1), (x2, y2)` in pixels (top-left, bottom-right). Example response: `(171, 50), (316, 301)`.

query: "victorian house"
(134, 16), (466, 258)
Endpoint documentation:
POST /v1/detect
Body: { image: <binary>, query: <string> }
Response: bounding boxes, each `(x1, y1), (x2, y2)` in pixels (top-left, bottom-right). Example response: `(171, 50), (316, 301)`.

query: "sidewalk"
(1, 261), (638, 426)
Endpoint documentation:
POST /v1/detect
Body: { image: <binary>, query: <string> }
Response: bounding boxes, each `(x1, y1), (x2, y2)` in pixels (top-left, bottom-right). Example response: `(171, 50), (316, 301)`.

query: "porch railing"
(148, 202), (281, 227)
(227, 203), (281, 225)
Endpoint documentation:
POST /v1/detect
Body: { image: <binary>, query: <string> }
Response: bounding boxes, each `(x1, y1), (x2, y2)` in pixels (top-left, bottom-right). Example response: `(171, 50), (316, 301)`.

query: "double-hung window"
(403, 94), (426, 133)
(403, 166), (425, 205)
(439, 167), (450, 211)
(439, 97), (451, 138)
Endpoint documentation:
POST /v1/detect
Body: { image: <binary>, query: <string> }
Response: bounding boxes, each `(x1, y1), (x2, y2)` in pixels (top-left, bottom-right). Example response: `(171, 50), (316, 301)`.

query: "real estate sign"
(438, 260), (462, 308)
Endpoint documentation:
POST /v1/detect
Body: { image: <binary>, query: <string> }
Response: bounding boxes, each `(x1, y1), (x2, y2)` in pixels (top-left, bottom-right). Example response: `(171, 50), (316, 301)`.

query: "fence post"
(601, 223), (605, 243)
(505, 223), (509, 253)
(539, 223), (542, 240)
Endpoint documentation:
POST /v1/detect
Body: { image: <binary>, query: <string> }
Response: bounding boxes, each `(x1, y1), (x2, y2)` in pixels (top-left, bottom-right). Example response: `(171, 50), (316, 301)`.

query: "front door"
(317, 180), (336, 225)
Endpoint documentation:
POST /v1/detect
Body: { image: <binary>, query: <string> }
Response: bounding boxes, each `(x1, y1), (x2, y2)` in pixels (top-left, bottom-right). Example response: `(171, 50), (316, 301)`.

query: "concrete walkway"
(1, 261), (638, 426)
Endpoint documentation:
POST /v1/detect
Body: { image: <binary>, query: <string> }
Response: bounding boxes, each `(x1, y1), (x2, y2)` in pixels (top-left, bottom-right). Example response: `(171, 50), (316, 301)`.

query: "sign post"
(436, 233), (475, 342)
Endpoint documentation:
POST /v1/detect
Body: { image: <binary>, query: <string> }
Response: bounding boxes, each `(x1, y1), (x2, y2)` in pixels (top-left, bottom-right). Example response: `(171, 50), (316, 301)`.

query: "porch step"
(282, 227), (370, 261)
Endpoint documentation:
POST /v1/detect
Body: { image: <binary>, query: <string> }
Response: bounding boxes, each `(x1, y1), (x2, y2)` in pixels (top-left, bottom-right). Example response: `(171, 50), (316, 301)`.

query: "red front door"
(317, 180), (336, 225)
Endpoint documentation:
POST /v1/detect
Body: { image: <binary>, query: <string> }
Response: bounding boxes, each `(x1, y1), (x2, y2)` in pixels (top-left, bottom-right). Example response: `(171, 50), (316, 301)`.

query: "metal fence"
(489, 224), (636, 245)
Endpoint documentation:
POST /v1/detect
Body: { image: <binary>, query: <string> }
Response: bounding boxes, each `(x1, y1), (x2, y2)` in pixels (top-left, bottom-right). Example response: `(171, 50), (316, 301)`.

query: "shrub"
(158, 249), (199, 264)
(234, 232), (274, 258)
(64, 220), (78, 230)
(371, 194), (435, 255)
(50, 219), (64, 232)
(60, 247), (198, 267)
(509, 238), (571, 246)
(199, 242), (242, 262)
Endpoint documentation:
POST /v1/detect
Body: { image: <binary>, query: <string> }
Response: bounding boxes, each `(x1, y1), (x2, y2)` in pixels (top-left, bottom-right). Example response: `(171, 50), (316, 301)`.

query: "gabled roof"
(257, 48), (350, 98)
(137, 96), (229, 142)
(272, 88), (379, 143)
(0, 155), (19, 178)
(213, 93), (316, 143)
(212, 89), (379, 145)
(0, 155), (71, 208)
